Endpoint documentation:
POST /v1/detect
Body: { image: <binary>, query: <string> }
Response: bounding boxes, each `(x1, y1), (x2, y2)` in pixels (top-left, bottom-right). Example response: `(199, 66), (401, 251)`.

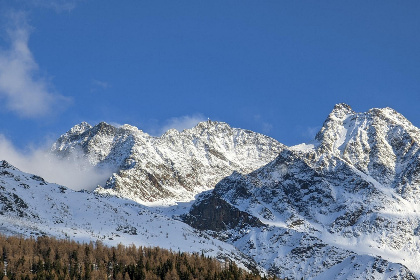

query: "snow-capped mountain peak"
(330, 102), (355, 118)
(52, 120), (284, 204)
(68, 121), (93, 135)
(311, 105), (420, 199)
(182, 105), (420, 279)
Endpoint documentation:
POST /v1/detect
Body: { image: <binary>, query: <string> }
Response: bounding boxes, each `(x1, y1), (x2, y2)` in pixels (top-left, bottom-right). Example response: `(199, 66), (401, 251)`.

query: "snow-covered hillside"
(0, 160), (260, 272)
(52, 120), (284, 204)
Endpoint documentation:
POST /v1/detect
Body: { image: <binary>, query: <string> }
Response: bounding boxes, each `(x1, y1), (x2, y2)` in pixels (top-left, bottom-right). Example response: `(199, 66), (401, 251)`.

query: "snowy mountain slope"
(3, 103), (420, 279)
(311, 255), (416, 280)
(52, 120), (284, 204)
(184, 104), (420, 279)
(314, 103), (420, 199)
(0, 160), (262, 273)
(183, 159), (418, 279)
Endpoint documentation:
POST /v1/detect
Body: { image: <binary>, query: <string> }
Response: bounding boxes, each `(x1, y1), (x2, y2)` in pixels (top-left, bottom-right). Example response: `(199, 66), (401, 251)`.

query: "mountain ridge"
(183, 104), (420, 279)
(0, 103), (419, 279)
(52, 119), (285, 204)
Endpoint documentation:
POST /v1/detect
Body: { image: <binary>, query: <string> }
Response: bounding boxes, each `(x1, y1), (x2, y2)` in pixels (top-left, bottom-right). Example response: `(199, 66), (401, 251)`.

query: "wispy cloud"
(91, 79), (110, 92)
(0, 134), (112, 191)
(294, 125), (321, 143)
(154, 114), (207, 136)
(253, 114), (273, 134)
(31, 0), (78, 12)
(0, 11), (71, 118)
(304, 126), (321, 140)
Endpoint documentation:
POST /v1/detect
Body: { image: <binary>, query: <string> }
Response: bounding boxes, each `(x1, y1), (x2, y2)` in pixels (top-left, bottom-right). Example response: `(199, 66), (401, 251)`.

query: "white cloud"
(0, 134), (112, 191)
(0, 12), (70, 118)
(261, 122), (273, 134)
(91, 79), (110, 92)
(157, 114), (207, 135)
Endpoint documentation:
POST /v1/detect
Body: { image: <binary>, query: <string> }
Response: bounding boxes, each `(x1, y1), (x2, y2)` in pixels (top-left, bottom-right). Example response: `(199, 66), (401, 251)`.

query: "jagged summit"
(181, 120), (236, 136)
(88, 121), (123, 138)
(159, 120), (233, 138)
(67, 121), (92, 135)
(161, 128), (180, 137)
(367, 106), (418, 130)
(312, 104), (420, 196)
(316, 104), (419, 148)
(65, 121), (142, 139)
(315, 103), (354, 145)
(330, 103), (355, 118)
(193, 119), (227, 129)
(52, 119), (284, 203)
(65, 119), (258, 142)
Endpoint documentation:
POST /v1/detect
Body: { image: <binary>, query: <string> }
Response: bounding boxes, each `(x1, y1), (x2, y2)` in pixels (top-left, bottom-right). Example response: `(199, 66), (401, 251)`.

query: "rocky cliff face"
(52, 120), (284, 203)
(184, 104), (420, 279)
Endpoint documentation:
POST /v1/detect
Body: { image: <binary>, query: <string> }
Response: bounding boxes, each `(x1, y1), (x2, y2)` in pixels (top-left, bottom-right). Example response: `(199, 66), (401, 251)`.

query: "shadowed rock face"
(183, 193), (264, 232)
(52, 120), (284, 203)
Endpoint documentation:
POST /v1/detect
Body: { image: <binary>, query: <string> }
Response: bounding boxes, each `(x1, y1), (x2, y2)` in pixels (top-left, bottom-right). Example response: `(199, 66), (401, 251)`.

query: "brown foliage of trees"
(0, 235), (279, 280)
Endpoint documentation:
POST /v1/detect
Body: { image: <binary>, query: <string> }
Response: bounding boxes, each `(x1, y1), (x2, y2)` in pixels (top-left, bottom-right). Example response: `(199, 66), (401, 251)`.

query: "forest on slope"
(0, 235), (279, 280)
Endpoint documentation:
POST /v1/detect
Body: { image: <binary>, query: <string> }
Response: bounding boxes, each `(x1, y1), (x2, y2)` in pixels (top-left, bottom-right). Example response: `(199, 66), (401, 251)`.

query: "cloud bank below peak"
(0, 134), (111, 191)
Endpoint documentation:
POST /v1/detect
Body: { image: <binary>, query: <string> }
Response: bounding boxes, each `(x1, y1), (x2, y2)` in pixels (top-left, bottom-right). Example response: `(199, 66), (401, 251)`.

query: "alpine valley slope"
(0, 160), (261, 272)
(51, 120), (284, 204)
(184, 104), (420, 279)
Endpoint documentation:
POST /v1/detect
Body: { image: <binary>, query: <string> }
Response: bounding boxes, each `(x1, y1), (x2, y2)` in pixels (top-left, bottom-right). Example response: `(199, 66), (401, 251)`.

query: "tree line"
(0, 235), (279, 280)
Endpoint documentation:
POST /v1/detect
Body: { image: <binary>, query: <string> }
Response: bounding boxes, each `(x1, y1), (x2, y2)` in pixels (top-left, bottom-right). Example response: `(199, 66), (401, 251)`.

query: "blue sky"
(1, 0), (419, 151)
